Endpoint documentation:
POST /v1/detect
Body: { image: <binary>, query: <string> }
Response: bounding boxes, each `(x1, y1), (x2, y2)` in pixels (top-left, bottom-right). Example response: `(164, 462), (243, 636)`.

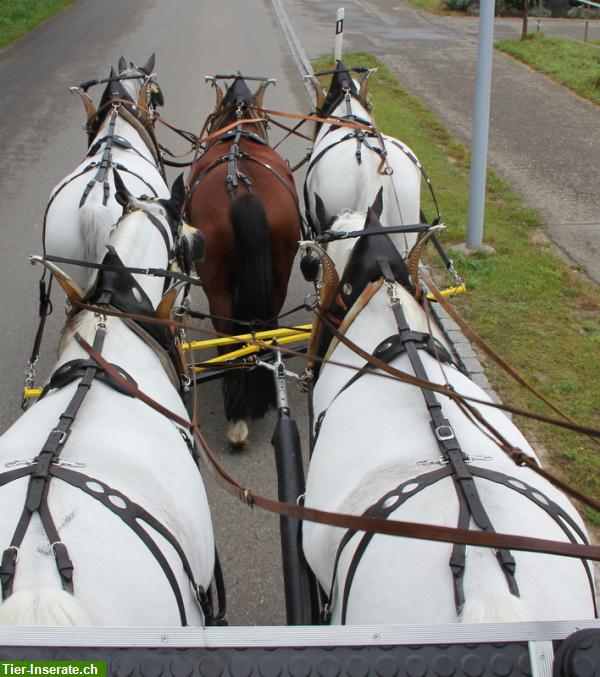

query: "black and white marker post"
(334, 8), (345, 63)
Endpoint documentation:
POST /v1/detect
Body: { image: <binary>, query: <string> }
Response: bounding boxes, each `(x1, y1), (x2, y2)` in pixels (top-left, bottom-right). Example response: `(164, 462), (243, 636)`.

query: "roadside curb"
(429, 299), (503, 406)
(272, 0), (506, 409)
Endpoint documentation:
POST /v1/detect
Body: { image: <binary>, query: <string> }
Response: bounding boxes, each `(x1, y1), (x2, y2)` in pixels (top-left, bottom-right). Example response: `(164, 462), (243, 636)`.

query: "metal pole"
(334, 8), (345, 63)
(270, 349), (317, 625)
(466, 0), (495, 250)
(537, 0), (542, 33)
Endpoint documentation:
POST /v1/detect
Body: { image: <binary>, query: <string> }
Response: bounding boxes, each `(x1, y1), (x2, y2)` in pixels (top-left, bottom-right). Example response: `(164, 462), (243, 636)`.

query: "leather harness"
(42, 103), (165, 253)
(1, 214), (225, 626)
(303, 88), (441, 234)
(187, 126), (303, 226)
(311, 234), (596, 623)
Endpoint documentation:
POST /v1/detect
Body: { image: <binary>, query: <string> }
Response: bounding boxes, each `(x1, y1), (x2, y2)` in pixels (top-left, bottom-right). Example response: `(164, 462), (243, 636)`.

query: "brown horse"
(186, 74), (301, 447)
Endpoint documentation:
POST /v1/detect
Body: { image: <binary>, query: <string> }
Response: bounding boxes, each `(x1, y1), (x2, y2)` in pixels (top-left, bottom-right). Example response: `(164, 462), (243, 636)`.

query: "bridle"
(186, 98), (303, 227)
(42, 70), (166, 251)
(304, 85), (442, 237)
(2, 207), (226, 626)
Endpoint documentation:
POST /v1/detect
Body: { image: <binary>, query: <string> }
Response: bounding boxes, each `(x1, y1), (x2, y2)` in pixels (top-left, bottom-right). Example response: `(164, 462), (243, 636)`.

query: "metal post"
(537, 0), (542, 33)
(334, 8), (345, 63)
(466, 0), (495, 250)
(270, 348), (317, 625)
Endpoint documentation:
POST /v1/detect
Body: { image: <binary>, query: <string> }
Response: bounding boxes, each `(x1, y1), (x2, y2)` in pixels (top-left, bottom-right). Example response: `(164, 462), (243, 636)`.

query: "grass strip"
(0, 0), (76, 51)
(312, 53), (600, 523)
(495, 32), (600, 105)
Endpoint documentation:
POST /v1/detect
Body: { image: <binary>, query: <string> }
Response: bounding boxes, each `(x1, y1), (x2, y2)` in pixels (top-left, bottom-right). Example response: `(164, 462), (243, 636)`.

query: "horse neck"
(58, 209), (172, 377)
(90, 110), (155, 162)
(105, 209), (170, 307)
(316, 96), (372, 144)
(355, 284), (436, 344)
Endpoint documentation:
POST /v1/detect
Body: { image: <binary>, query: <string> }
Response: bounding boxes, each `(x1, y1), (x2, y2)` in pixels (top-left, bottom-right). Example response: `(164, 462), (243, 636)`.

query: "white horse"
(302, 208), (596, 625)
(304, 62), (423, 255)
(0, 180), (215, 626)
(44, 54), (169, 288)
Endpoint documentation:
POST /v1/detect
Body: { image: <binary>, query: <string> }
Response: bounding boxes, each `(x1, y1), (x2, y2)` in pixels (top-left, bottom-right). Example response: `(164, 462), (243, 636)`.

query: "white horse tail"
(459, 592), (530, 624)
(0, 588), (93, 626)
(79, 200), (115, 264)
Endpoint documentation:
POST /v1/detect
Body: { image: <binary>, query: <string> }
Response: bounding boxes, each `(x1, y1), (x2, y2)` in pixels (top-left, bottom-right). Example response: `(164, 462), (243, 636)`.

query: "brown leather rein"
(115, 101), (379, 161)
(71, 303), (600, 563)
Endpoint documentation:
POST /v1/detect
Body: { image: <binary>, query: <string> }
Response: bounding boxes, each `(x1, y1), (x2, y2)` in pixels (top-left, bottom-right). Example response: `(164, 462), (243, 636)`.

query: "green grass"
(495, 33), (600, 105)
(313, 53), (600, 521)
(0, 0), (76, 51)
(407, 0), (446, 13)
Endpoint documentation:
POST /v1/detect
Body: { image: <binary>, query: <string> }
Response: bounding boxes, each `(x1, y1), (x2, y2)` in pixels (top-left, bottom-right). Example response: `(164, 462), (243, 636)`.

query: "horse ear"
(314, 192), (330, 230)
(254, 82), (267, 110)
(358, 74), (369, 100)
(213, 81), (224, 111)
(118, 56), (128, 73)
(169, 174), (186, 216)
(253, 79), (274, 110)
(113, 170), (132, 208)
(139, 53), (155, 75)
(371, 187), (384, 219)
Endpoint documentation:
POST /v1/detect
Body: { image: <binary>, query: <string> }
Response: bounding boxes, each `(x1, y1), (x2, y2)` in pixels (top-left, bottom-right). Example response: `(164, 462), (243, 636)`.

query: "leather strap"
(1, 326), (106, 600)
(74, 332), (600, 563)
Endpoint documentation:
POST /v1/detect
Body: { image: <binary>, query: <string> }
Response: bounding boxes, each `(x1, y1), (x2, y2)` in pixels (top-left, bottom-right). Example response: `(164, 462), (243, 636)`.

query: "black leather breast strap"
(377, 259), (520, 596)
(0, 326), (107, 601)
(0, 324), (216, 626)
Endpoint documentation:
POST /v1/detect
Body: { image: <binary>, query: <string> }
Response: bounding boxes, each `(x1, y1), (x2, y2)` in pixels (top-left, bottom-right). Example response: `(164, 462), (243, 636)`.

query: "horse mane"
(58, 312), (98, 358)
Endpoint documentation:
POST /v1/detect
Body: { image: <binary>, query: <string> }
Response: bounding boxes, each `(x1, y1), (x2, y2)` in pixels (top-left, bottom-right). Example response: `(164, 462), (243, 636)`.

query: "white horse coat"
(0, 198), (214, 626)
(303, 211), (595, 625)
(305, 72), (422, 254)
(44, 57), (168, 288)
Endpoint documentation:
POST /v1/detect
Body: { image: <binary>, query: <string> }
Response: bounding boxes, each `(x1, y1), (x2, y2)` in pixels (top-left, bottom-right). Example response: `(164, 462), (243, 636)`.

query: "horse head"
(80, 54), (162, 140)
(304, 195), (415, 372)
(206, 73), (271, 140)
(114, 169), (204, 282)
(309, 62), (372, 144)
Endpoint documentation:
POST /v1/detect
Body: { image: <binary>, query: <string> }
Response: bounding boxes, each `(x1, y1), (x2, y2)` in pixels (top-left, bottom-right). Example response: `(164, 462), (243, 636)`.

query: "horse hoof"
(227, 421), (249, 449)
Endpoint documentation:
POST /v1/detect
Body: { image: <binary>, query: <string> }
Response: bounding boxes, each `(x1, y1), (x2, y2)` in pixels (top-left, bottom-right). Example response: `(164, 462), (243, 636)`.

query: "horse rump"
(224, 193), (276, 422)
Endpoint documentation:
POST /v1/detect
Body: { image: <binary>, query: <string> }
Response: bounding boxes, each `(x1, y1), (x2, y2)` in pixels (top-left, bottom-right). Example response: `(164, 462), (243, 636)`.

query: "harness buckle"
(0, 547), (19, 595)
(384, 280), (401, 307)
(435, 424), (455, 441)
(321, 603), (332, 624)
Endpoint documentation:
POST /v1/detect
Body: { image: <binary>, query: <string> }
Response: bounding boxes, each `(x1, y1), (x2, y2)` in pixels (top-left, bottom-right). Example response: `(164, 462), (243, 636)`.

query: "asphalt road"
(282, 0), (600, 283)
(0, 0), (314, 626)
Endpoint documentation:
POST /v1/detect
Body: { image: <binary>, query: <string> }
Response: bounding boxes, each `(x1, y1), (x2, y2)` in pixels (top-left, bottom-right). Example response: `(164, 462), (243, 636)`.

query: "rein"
(423, 273), (592, 433)
(74, 332), (600, 563)
(39, 254), (203, 288)
(62, 300), (600, 448)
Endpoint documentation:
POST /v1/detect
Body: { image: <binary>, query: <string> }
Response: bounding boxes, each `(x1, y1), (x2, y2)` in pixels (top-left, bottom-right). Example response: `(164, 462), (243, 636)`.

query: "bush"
(450, 0), (588, 16)
(567, 5), (600, 17)
(441, 0), (472, 11)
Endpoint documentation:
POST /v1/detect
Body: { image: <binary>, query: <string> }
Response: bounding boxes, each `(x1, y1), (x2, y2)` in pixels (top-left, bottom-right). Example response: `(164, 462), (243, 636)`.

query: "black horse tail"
(223, 193), (276, 422)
